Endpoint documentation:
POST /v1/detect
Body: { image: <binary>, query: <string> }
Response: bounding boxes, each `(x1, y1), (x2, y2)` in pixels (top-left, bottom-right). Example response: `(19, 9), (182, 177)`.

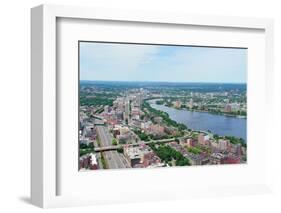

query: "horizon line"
(80, 80), (247, 84)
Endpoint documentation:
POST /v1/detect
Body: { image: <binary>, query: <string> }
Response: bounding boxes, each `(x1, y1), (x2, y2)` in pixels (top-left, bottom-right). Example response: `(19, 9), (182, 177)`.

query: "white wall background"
(0, 0), (280, 212)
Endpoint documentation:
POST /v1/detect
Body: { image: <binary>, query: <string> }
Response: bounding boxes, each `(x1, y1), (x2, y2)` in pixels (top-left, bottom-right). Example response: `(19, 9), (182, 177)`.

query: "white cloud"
(80, 42), (159, 81)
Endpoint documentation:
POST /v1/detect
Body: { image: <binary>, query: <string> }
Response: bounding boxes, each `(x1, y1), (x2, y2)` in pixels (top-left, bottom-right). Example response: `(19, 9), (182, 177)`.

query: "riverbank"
(148, 98), (246, 119)
(147, 100), (247, 142)
(175, 107), (247, 119)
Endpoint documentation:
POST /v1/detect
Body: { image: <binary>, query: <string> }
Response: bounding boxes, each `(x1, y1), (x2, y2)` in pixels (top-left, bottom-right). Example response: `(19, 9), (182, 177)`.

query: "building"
(119, 126), (130, 135)
(112, 127), (120, 137)
(186, 138), (195, 148)
(154, 116), (163, 124)
(232, 143), (242, 156)
(210, 140), (218, 149)
(79, 138), (93, 146)
(89, 153), (98, 170)
(104, 105), (109, 113)
(189, 98), (193, 109)
(185, 153), (202, 165)
(230, 103), (240, 112)
(218, 139), (230, 151)
(124, 99), (130, 123)
(83, 124), (95, 138)
(116, 110), (124, 121)
(173, 100), (182, 108)
(124, 146), (143, 167)
(147, 124), (165, 135)
(79, 153), (99, 170)
(198, 133), (210, 145)
(142, 152), (162, 167)
(241, 146), (247, 155)
(164, 126), (178, 136)
(131, 107), (141, 120)
(179, 137), (194, 148)
(130, 119), (142, 129)
(124, 144), (162, 168)
(117, 132), (137, 144)
(141, 121), (152, 130)
(210, 153), (225, 164)
(222, 154), (241, 164)
(225, 104), (232, 113)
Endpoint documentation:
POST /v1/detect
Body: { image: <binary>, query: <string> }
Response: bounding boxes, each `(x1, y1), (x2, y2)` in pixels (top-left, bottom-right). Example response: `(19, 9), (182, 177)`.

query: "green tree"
(112, 138), (118, 145)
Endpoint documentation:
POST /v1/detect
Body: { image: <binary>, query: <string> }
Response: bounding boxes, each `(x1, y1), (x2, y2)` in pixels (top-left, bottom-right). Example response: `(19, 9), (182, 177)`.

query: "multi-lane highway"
(102, 150), (130, 169)
(96, 126), (112, 146)
(96, 125), (130, 169)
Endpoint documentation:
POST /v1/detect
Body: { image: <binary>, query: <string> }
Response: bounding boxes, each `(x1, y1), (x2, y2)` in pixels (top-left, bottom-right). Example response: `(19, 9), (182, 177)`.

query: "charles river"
(148, 100), (247, 142)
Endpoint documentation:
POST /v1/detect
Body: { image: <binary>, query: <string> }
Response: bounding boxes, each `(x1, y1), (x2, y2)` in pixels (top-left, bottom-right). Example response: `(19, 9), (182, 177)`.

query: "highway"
(103, 150), (130, 169)
(96, 125), (130, 169)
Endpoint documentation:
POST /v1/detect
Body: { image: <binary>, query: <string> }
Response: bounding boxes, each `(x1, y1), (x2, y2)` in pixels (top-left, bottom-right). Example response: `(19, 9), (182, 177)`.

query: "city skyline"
(80, 42), (247, 83)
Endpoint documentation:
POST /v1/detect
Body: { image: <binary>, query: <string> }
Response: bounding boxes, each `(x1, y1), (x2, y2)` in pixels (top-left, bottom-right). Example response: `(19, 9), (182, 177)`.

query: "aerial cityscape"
(79, 42), (247, 171)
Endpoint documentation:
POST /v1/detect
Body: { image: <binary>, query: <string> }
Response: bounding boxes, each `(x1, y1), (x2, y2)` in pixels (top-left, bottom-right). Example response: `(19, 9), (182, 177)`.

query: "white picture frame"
(31, 4), (274, 208)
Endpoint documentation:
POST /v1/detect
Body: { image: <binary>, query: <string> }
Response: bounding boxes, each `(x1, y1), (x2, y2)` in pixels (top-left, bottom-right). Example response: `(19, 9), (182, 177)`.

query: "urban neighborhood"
(79, 81), (247, 170)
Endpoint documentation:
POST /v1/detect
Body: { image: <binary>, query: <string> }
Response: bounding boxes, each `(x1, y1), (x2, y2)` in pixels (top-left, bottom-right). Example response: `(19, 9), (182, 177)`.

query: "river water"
(148, 100), (247, 141)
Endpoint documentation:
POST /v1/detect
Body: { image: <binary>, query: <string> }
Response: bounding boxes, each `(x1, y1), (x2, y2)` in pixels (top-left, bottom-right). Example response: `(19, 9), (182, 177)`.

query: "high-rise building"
(218, 139), (229, 151)
(173, 100), (181, 108)
(189, 98), (193, 109)
(225, 104), (232, 112)
(124, 99), (130, 122)
(186, 138), (194, 148)
(235, 143), (242, 156)
(104, 105), (109, 113)
(198, 133), (210, 145)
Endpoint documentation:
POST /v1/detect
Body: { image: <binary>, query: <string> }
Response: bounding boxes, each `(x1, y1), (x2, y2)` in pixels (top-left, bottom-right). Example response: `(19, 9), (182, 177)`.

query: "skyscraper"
(189, 98), (193, 109)
(124, 99), (130, 123)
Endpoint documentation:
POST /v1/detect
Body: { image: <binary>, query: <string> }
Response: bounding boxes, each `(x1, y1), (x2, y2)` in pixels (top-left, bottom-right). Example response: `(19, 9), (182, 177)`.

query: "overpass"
(90, 115), (105, 126)
(92, 114), (104, 120)
(94, 136), (191, 152)
(95, 145), (123, 152)
(94, 119), (105, 126)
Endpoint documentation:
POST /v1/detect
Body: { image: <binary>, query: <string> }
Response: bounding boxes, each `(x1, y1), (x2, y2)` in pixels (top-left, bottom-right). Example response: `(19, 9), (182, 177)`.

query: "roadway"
(102, 150), (130, 169)
(96, 125), (130, 169)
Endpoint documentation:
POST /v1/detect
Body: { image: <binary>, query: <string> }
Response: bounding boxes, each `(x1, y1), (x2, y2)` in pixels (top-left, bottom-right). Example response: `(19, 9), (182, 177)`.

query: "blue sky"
(80, 42), (247, 83)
